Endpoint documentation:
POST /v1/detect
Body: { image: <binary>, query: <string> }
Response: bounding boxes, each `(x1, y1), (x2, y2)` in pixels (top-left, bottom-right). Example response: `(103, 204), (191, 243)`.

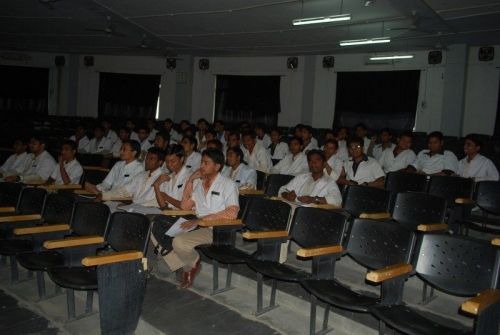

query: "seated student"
(195, 118), (209, 149)
(213, 120), (227, 146)
(137, 125), (152, 155)
(47, 140), (83, 185)
(163, 118), (181, 144)
(111, 127), (131, 158)
(335, 126), (349, 161)
(323, 139), (343, 181)
(163, 148), (239, 289)
(301, 125), (318, 153)
(198, 129), (217, 151)
(84, 140), (144, 193)
(181, 135), (202, 171)
(267, 128), (289, 164)
(225, 131), (241, 153)
(279, 149), (342, 206)
(69, 126), (90, 153)
(256, 124), (271, 149)
(222, 146), (257, 189)
(98, 147), (164, 208)
(354, 123), (373, 154)
(126, 119), (140, 142)
(147, 118), (159, 142)
(320, 130), (336, 150)
(457, 134), (499, 181)
(153, 145), (192, 209)
(242, 130), (273, 173)
(271, 137), (309, 176)
(369, 128), (396, 160)
(378, 131), (416, 173)
(407, 131), (458, 175)
(101, 119), (119, 145)
(0, 138), (30, 178)
(337, 136), (385, 188)
(86, 126), (113, 154)
(5, 135), (56, 183)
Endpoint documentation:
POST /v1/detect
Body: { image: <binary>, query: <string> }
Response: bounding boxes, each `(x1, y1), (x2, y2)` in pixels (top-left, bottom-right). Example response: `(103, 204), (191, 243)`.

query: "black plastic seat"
(264, 173), (294, 197)
(391, 192), (447, 231)
(76, 153), (104, 167)
(81, 167), (109, 185)
(0, 182), (24, 208)
(342, 185), (391, 217)
(49, 266), (98, 290)
(370, 234), (500, 335)
(384, 172), (428, 210)
(463, 181), (500, 234)
(256, 170), (266, 190)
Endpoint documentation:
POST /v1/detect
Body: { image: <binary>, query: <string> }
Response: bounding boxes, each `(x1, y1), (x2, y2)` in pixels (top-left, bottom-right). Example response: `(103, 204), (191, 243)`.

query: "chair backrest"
(106, 212), (151, 253)
(256, 170), (266, 190)
(82, 169), (109, 185)
(415, 234), (500, 296)
(244, 197), (291, 231)
(264, 174), (294, 197)
(16, 187), (47, 214)
(290, 207), (349, 248)
(77, 153), (104, 167)
(342, 185), (391, 217)
(71, 202), (110, 237)
(391, 192), (446, 230)
(0, 182), (24, 207)
(385, 172), (428, 194)
(474, 181), (500, 216)
(426, 176), (474, 206)
(346, 219), (416, 270)
(41, 193), (75, 224)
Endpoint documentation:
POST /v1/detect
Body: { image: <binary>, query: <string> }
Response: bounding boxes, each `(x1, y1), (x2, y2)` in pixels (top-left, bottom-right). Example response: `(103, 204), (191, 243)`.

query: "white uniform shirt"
(378, 148), (416, 173)
(372, 143), (396, 161)
(411, 150), (459, 174)
(257, 134), (271, 150)
(344, 156), (385, 184)
(140, 139), (152, 152)
(185, 151), (202, 170)
(50, 159), (83, 184)
(191, 174), (239, 218)
(148, 129), (158, 142)
(271, 152), (309, 176)
(168, 129), (181, 144)
(111, 139), (123, 158)
(337, 140), (349, 162)
(362, 137), (371, 154)
(243, 142), (272, 173)
(97, 159), (144, 192)
(268, 142), (289, 161)
(69, 135), (90, 153)
(105, 130), (119, 144)
(159, 165), (192, 206)
(303, 139), (319, 153)
(130, 131), (140, 142)
(0, 152), (30, 176)
(324, 155), (344, 181)
(222, 163), (257, 189)
(278, 173), (342, 206)
(21, 151), (57, 182)
(458, 154), (499, 182)
(87, 137), (113, 154)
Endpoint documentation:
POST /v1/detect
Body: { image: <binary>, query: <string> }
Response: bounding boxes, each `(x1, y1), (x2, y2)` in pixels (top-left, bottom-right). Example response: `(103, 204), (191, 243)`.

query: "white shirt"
(167, 129), (181, 144)
(0, 152), (30, 176)
(303, 139), (318, 153)
(140, 139), (152, 152)
(372, 143), (396, 161)
(130, 131), (140, 142)
(324, 155), (344, 181)
(344, 156), (385, 184)
(278, 173), (342, 206)
(21, 151), (57, 182)
(97, 159), (144, 192)
(362, 136), (371, 154)
(337, 140), (349, 162)
(412, 150), (459, 174)
(222, 163), (257, 189)
(69, 135), (90, 152)
(191, 174), (239, 218)
(458, 154), (499, 182)
(243, 142), (273, 173)
(148, 129), (158, 142)
(271, 152), (309, 176)
(86, 137), (113, 154)
(111, 139), (122, 158)
(185, 151), (202, 170)
(105, 130), (119, 145)
(257, 134), (271, 150)
(50, 159), (83, 184)
(378, 148), (417, 173)
(159, 165), (192, 206)
(268, 142), (289, 161)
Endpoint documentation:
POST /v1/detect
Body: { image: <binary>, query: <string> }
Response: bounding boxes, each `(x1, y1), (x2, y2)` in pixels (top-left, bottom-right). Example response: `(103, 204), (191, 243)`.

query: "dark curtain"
(98, 72), (161, 119)
(214, 75), (280, 127)
(494, 81), (500, 136)
(333, 70), (420, 131)
(0, 65), (49, 116)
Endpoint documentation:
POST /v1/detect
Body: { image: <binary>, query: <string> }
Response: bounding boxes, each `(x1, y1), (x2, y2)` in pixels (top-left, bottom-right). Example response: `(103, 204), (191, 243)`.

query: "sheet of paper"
(165, 217), (197, 237)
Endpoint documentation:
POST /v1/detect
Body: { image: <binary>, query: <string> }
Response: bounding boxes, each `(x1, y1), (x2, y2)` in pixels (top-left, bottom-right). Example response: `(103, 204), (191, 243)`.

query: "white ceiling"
(1, 0), (500, 56)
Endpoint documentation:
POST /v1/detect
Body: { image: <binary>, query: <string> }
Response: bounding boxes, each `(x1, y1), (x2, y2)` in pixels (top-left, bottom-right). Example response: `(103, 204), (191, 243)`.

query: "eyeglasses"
(348, 145), (362, 150)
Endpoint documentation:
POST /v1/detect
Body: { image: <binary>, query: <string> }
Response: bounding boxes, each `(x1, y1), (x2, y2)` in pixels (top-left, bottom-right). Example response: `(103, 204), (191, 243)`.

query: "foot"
(179, 260), (201, 289)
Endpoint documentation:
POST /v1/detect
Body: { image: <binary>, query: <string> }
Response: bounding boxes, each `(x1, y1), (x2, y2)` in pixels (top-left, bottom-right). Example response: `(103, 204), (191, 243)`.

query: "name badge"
(186, 165), (192, 168)
(211, 191), (220, 196)
(235, 180), (241, 183)
(177, 184), (183, 188)
(124, 174), (130, 177)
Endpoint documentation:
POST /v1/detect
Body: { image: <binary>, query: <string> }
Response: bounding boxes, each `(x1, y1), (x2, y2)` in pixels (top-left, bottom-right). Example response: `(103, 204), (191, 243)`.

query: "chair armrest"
(43, 236), (104, 249)
(359, 212), (391, 220)
(83, 166), (110, 172)
(455, 198), (475, 205)
(24, 180), (46, 186)
(417, 223), (448, 232)
(0, 207), (16, 213)
(198, 219), (243, 227)
(242, 230), (288, 239)
(162, 210), (196, 216)
(297, 245), (343, 258)
(461, 289), (500, 315)
(14, 224), (70, 235)
(82, 251), (144, 267)
(105, 196), (133, 201)
(239, 189), (265, 195)
(44, 184), (82, 190)
(73, 189), (97, 196)
(366, 263), (413, 283)
(0, 214), (42, 223)
(311, 204), (341, 209)
(491, 238), (500, 246)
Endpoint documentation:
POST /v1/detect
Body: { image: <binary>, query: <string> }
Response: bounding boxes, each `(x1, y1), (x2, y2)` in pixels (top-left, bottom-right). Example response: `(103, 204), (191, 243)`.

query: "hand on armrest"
(43, 236), (104, 249)
(359, 212), (392, 220)
(461, 289), (500, 315)
(82, 251), (143, 266)
(14, 224), (70, 235)
(198, 219), (243, 227)
(417, 223), (448, 232)
(366, 263), (413, 283)
(0, 214), (42, 223)
(297, 245), (343, 258)
(242, 230), (288, 240)
(455, 198), (475, 205)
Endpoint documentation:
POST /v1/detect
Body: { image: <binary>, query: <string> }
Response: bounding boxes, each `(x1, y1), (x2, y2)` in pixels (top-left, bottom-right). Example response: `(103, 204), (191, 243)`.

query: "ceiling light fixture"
(292, 14), (351, 26)
(339, 37), (390, 46)
(369, 54), (414, 60)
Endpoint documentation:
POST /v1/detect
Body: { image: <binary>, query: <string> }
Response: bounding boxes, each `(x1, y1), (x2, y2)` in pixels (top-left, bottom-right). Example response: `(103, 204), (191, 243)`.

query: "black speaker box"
(55, 55), (65, 67)
(199, 59), (209, 70)
(166, 58), (176, 70)
(428, 50), (442, 65)
(84, 56), (94, 67)
(287, 57), (298, 69)
(323, 56), (335, 68)
(478, 46), (494, 61)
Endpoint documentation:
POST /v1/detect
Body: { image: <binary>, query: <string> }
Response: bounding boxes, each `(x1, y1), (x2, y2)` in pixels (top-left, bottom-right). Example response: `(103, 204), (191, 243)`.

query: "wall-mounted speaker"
(428, 50), (442, 65)
(166, 58), (176, 70)
(55, 55), (65, 67)
(287, 57), (298, 69)
(322, 56), (335, 68)
(199, 58), (209, 70)
(83, 56), (94, 67)
(478, 46), (494, 62)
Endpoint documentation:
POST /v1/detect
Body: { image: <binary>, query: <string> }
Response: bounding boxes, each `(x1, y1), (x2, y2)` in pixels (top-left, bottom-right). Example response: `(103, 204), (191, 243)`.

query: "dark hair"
(255, 123), (267, 132)
(136, 124), (149, 132)
(94, 125), (106, 133)
(30, 133), (47, 145)
(380, 128), (392, 136)
(229, 131), (240, 139)
(197, 118), (209, 126)
(182, 135), (198, 151)
(165, 144), (185, 158)
(464, 133), (483, 148)
(324, 139), (339, 148)
(164, 118), (173, 124)
(399, 131), (414, 140)
(214, 119), (225, 126)
(155, 131), (170, 143)
(241, 130), (256, 139)
(62, 140), (77, 151)
(122, 140), (141, 158)
(427, 131), (444, 141)
(205, 129), (217, 138)
(289, 136), (304, 146)
(307, 149), (326, 161)
(147, 146), (165, 162)
(119, 126), (131, 135)
(348, 136), (364, 147)
(355, 123), (367, 131)
(302, 125), (313, 134)
(227, 146), (244, 163)
(202, 148), (225, 171)
(206, 139), (223, 151)
(324, 129), (335, 136)
(14, 138), (29, 145)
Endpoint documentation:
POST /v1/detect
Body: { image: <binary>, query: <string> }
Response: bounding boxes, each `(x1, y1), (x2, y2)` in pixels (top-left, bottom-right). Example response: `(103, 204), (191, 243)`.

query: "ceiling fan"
(85, 16), (126, 37)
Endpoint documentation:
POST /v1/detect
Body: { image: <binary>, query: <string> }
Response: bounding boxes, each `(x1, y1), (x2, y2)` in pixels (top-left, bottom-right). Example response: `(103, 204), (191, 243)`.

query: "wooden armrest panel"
(0, 207), (16, 213)
(14, 224), (70, 235)
(43, 236), (104, 249)
(83, 166), (110, 172)
(366, 263), (413, 283)
(239, 189), (265, 195)
(44, 184), (82, 190)
(24, 180), (46, 186)
(455, 198), (475, 205)
(359, 212), (391, 220)
(417, 223), (448, 232)
(105, 196), (133, 201)
(0, 214), (41, 223)
(73, 189), (97, 196)
(312, 203), (341, 209)
(162, 210), (196, 216)
(242, 230), (288, 239)
(491, 238), (500, 246)
(461, 289), (500, 315)
(82, 251), (143, 267)
(198, 219), (243, 227)
(297, 245), (343, 258)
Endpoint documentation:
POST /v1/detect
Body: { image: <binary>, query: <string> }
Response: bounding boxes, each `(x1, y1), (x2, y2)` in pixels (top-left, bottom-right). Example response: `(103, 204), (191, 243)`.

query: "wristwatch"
(314, 196), (320, 204)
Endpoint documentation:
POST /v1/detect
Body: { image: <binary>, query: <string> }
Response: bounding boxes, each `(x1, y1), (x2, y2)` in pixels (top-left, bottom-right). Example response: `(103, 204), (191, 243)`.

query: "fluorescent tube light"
(369, 55), (414, 60)
(293, 14), (351, 26)
(339, 37), (391, 46)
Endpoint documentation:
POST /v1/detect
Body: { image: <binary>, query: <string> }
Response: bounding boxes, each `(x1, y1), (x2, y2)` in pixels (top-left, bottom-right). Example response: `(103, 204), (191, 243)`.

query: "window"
(214, 75), (281, 127)
(333, 70), (420, 131)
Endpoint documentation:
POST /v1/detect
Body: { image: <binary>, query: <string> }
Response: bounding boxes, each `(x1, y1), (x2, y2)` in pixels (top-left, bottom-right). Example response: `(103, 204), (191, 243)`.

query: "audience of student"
(378, 131), (416, 173)
(111, 127), (131, 158)
(126, 119), (140, 142)
(213, 120), (227, 146)
(181, 135), (202, 171)
(323, 139), (343, 181)
(370, 128), (396, 160)
(457, 134), (499, 181)
(268, 128), (289, 164)
(0, 139), (30, 178)
(408, 131), (458, 175)
(354, 123), (372, 154)
(222, 146), (257, 189)
(69, 126), (90, 153)
(335, 126), (349, 161)
(86, 126), (113, 154)
(147, 118), (159, 142)
(47, 140), (83, 185)
(163, 118), (181, 144)
(271, 137), (309, 176)
(301, 125), (318, 153)
(255, 124), (271, 149)
(102, 119), (119, 145)
(241, 130), (273, 173)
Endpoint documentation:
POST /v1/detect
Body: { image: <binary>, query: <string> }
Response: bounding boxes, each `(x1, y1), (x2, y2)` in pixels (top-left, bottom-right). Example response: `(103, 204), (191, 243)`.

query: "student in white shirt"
(242, 130), (273, 173)
(223, 146), (257, 189)
(69, 126), (90, 153)
(225, 132), (242, 153)
(198, 129), (217, 151)
(302, 125), (318, 153)
(110, 127), (131, 158)
(457, 134), (499, 182)
(279, 149), (342, 206)
(408, 131), (458, 176)
(163, 118), (181, 144)
(126, 120), (140, 142)
(195, 118), (209, 150)
(5, 135), (57, 183)
(86, 126), (113, 154)
(369, 128), (396, 160)
(0, 139), (30, 178)
(323, 139), (343, 181)
(181, 135), (202, 171)
(378, 131), (417, 173)
(84, 140), (144, 193)
(355, 123), (373, 154)
(256, 124), (272, 149)
(136, 125), (152, 159)
(271, 137), (309, 176)
(337, 136), (385, 188)
(147, 118), (159, 142)
(335, 126), (350, 161)
(267, 128), (289, 164)
(213, 120), (227, 147)
(102, 120), (119, 145)
(320, 130), (336, 150)
(47, 140), (83, 185)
